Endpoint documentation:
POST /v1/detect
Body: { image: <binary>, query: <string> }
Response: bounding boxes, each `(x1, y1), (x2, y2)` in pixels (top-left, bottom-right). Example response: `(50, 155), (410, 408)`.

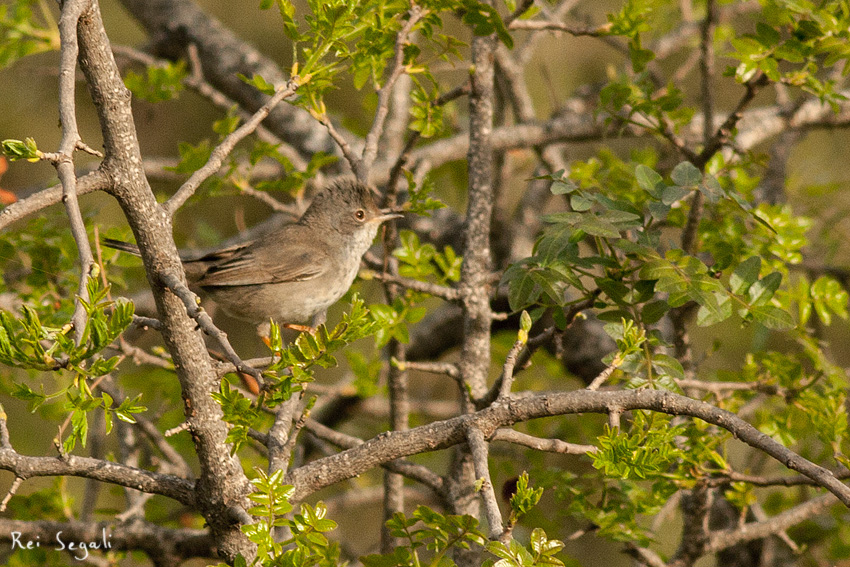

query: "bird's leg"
(282, 310), (327, 335)
(282, 323), (315, 333)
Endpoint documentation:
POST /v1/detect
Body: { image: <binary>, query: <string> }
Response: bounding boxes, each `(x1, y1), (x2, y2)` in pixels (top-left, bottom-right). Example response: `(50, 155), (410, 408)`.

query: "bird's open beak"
(374, 209), (404, 223)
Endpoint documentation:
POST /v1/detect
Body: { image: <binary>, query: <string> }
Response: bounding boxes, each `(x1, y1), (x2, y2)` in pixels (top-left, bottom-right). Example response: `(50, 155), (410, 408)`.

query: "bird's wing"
(193, 230), (329, 287)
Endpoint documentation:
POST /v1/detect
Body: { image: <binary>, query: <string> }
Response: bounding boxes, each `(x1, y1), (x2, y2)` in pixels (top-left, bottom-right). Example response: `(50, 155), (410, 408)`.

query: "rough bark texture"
(77, 1), (253, 561)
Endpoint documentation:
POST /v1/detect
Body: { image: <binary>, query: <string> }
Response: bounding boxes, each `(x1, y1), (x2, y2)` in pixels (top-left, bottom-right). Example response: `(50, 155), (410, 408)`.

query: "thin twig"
(267, 399), (299, 474)
(465, 424), (504, 540)
(164, 421), (191, 438)
(396, 361), (460, 379)
(508, 20), (612, 35)
(497, 338), (525, 400)
(54, 0), (97, 345)
(131, 314), (163, 331)
(158, 273), (263, 385)
(279, 397), (311, 473)
(98, 381), (193, 479)
(491, 429), (597, 454)
(586, 365), (617, 391)
(359, 4), (424, 181)
(368, 271), (461, 300)
(0, 477), (24, 512)
(114, 338), (173, 369)
(320, 117), (361, 173)
(163, 77), (300, 216)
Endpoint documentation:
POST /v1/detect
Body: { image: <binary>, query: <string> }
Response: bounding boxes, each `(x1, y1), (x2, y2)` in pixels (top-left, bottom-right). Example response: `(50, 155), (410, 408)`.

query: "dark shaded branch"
(705, 494), (835, 554)
(117, 0), (340, 162)
(0, 518), (214, 566)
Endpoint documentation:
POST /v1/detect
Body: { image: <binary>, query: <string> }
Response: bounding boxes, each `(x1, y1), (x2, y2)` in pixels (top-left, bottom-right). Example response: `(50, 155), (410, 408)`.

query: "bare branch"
(367, 270), (461, 300)
(459, 14), (499, 402)
(705, 494), (835, 554)
(398, 361), (460, 379)
(586, 365), (617, 391)
(51, 0), (99, 345)
(303, 419), (445, 494)
(267, 399), (299, 475)
(465, 424), (504, 539)
(491, 429), (596, 455)
(0, 476), (24, 513)
(97, 381), (194, 479)
(158, 272), (263, 384)
(508, 20), (612, 35)
(286, 389), (850, 506)
(320, 116), (362, 174)
(0, 171), (109, 231)
(359, 5), (423, 181)
(0, 446), (195, 505)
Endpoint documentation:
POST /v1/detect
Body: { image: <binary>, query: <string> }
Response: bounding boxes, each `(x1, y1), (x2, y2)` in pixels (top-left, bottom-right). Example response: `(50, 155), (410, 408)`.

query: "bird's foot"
(282, 323), (316, 334)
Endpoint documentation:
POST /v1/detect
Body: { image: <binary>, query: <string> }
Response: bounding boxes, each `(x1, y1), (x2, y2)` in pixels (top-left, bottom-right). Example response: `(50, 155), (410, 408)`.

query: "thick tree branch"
(286, 389), (850, 506)
(76, 1), (253, 560)
(0, 447), (195, 505)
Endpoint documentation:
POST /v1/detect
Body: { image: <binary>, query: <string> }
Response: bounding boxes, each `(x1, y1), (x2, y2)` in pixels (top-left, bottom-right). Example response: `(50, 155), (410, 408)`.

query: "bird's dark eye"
(355, 209), (366, 221)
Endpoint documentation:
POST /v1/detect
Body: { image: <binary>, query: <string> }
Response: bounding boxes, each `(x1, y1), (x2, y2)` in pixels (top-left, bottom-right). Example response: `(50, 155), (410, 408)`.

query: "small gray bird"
(104, 178), (400, 334)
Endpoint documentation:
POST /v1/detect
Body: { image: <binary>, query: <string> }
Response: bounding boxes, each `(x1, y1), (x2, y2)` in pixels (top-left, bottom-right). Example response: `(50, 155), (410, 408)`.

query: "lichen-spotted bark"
(75, 1), (253, 561)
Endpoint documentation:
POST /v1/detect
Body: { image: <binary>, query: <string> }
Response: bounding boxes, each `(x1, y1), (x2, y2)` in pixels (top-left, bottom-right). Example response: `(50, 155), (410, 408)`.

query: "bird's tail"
(102, 238), (142, 257)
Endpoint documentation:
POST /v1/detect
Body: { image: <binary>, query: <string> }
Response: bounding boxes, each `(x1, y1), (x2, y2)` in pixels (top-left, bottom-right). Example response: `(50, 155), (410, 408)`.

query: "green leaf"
(695, 293), (732, 326)
(698, 175), (724, 203)
(550, 178), (578, 195)
(671, 161), (701, 187)
(461, 0), (514, 48)
(750, 305), (795, 330)
(1, 137), (41, 162)
(570, 193), (593, 211)
(730, 257), (761, 295)
(641, 300), (668, 324)
(576, 217), (620, 238)
(237, 73), (277, 95)
(651, 354), (685, 380)
(635, 164), (663, 197)
(661, 185), (691, 205)
(748, 272), (782, 306)
(124, 61), (187, 102)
